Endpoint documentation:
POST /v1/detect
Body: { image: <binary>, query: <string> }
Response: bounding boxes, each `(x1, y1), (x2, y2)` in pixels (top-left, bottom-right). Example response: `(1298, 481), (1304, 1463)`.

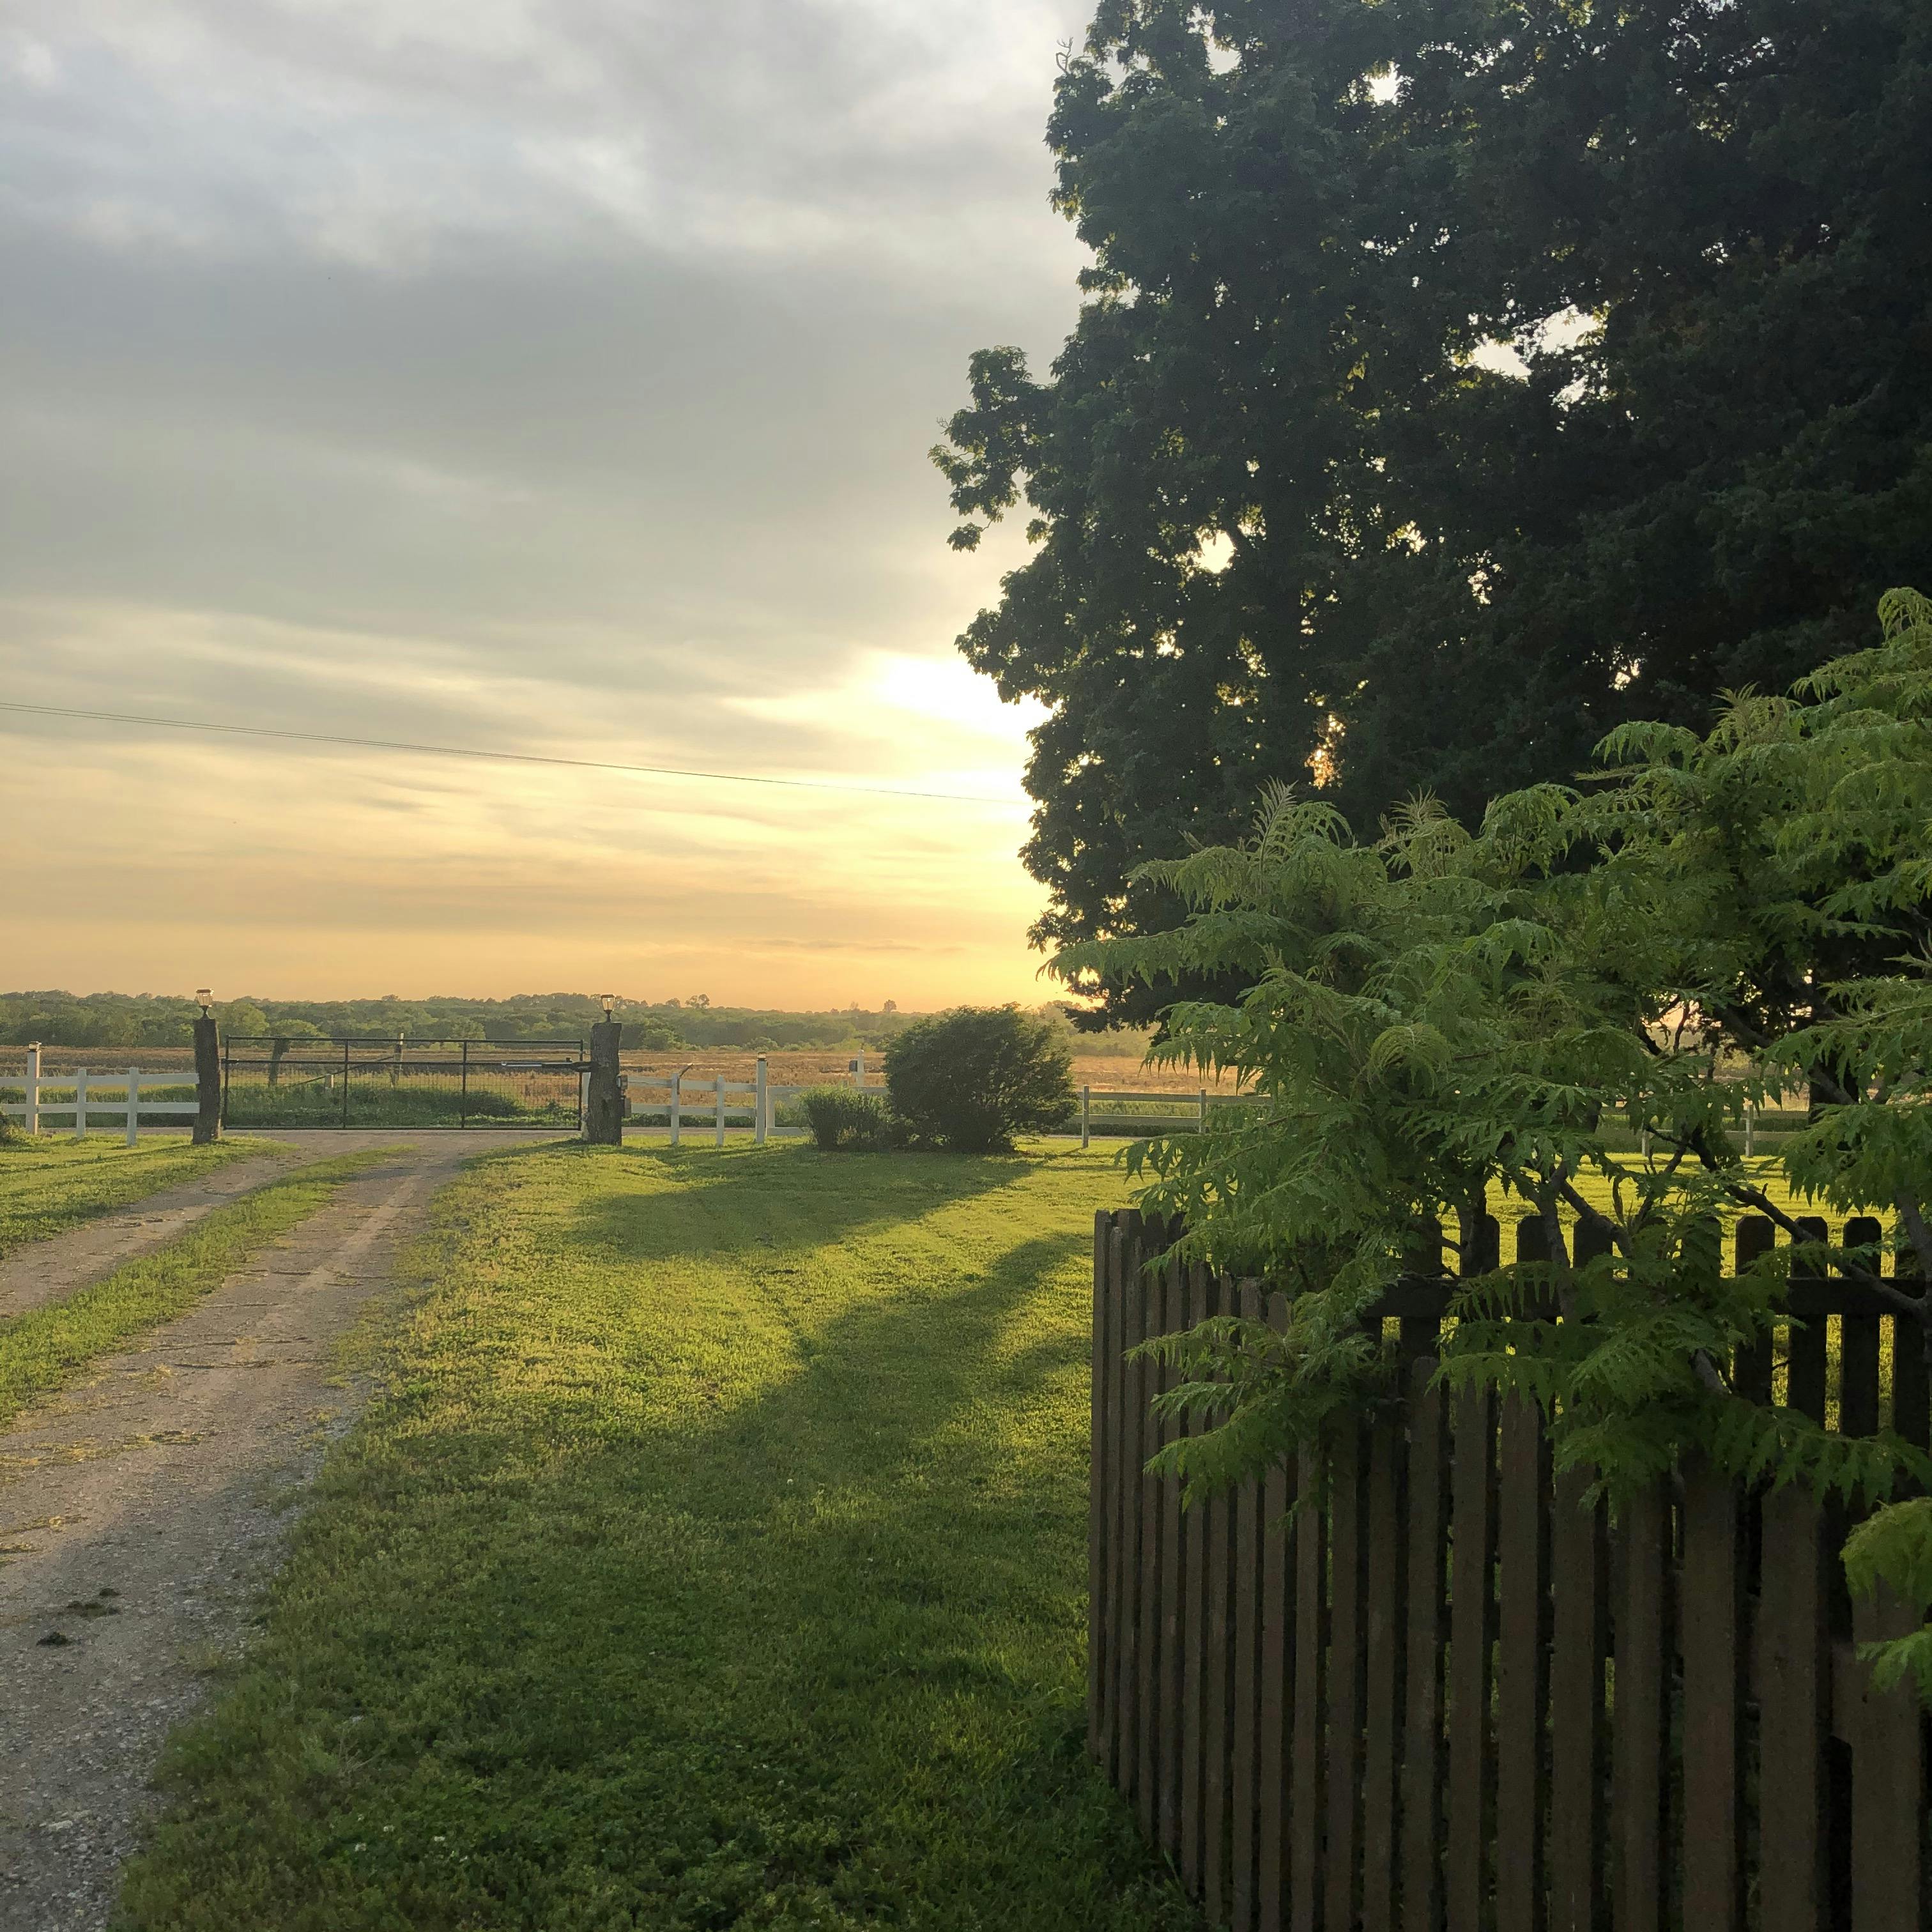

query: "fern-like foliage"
(1064, 592), (1932, 1702)
(1843, 1499), (1932, 1699)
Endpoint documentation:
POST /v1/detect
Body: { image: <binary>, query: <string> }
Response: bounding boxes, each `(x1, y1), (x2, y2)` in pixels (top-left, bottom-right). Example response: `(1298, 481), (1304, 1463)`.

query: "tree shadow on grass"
(359, 1221), (1174, 1922)
(119, 1147), (1193, 1932)
(510, 1211), (1094, 1674)
(542, 1138), (1055, 1266)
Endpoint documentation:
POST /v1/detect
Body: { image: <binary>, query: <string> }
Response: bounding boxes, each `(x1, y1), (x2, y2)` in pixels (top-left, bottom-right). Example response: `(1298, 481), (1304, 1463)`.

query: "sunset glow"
(1, 1), (1092, 1008)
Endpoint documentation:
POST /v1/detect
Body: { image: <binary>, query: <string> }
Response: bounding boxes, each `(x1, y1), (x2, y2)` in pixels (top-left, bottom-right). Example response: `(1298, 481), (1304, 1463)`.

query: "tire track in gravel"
(0, 1151), (308, 1322)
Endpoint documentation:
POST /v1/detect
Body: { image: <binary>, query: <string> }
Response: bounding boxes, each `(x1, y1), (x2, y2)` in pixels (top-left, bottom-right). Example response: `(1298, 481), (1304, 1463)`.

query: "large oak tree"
(936, 0), (1932, 1023)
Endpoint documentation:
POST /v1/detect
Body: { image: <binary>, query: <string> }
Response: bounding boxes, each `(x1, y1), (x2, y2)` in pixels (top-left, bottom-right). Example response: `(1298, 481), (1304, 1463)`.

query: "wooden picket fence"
(1088, 1209), (1931, 1932)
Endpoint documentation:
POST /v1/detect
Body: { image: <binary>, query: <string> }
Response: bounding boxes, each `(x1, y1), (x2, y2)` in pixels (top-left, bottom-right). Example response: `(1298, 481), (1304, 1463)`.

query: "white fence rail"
(1073, 1085), (1234, 1148)
(2, 1047), (199, 1144)
(617, 1057), (1247, 1149)
(624, 1062), (887, 1146)
(6, 1043), (1252, 1151)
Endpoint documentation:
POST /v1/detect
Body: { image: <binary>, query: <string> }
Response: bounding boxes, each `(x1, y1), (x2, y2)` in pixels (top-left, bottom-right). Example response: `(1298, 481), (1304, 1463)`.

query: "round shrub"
(884, 1005), (1076, 1153)
(797, 1085), (895, 1152)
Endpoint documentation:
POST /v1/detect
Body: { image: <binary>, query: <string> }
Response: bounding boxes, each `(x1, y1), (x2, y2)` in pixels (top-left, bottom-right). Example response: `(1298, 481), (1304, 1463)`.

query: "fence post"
(1082, 1085), (1091, 1150)
(1744, 1105), (1755, 1158)
(670, 1071), (682, 1147)
(583, 1020), (624, 1146)
(1199, 1087), (1208, 1133)
(714, 1073), (726, 1147)
(24, 1042), (40, 1135)
(73, 1066), (89, 1140)
(193, 1015), (222, 1143)
(755, 1057), (768, 1145)
(125, 1068), (141, 1146)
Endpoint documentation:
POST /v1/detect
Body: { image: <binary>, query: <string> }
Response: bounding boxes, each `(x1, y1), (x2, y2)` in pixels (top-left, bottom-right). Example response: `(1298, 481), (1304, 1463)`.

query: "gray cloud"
(2, 1), (1087, 1002)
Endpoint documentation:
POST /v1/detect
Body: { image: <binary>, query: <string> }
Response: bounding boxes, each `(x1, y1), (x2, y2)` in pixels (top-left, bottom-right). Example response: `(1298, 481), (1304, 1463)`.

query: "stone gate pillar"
(192, 1014), (222, 1144)
(584, 1020), (624, 1146)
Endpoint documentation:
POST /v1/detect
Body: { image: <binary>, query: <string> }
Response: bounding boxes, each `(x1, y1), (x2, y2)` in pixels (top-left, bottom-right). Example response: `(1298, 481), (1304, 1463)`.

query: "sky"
(1, 0), (1096, 1009)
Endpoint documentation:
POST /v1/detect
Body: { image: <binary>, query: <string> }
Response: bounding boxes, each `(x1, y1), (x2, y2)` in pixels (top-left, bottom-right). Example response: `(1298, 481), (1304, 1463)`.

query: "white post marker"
(670, 1071), (682, 1148)
(24, 1043), (38, 1136)
(126, 1068), (141, 1146)
(755, 1057), (768, 1145)
(73, 1067), (89, 1140)
(1081, 1085), (1091, 1151)
(714, 1074), (725, 1147)
(1745, 1105), (1756, 1158)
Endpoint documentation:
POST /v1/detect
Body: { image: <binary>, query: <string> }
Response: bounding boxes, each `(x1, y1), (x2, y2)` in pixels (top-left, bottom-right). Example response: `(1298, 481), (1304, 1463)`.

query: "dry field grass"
(10, 1039), (1234, 1097)
(615, 1046), (1236, 1093)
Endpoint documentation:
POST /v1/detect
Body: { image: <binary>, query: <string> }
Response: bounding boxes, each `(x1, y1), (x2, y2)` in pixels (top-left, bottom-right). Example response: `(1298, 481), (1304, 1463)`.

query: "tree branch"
(1894, 1195), (1932, 1300)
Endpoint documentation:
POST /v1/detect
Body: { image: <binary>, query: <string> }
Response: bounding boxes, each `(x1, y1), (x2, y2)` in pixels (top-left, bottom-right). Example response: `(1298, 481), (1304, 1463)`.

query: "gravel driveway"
(0, 1131), (567, 1930)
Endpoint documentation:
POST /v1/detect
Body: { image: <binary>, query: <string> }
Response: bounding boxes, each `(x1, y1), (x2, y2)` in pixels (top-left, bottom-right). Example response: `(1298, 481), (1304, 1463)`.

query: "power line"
(0, 700), (1011, 806)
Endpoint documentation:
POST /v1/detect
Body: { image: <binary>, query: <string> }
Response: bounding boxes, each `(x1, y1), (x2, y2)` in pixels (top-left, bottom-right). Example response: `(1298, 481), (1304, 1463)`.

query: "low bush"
(885, 1006), (1075, 1153)
(798, 1085), (896, 1151)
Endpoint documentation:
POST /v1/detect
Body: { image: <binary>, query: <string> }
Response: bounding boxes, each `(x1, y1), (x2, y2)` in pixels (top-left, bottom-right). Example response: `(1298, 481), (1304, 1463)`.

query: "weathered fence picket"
(1088, 1208), (1932, 1931)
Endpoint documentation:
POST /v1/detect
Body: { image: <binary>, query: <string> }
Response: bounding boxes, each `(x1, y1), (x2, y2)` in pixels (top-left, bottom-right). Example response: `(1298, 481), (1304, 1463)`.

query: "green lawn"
(0, 1149), (394, 1429)
(116, 1140), (1195, 1932)
(0, 1134), (270, 1259)
(1498, 1160), (1889, 1259)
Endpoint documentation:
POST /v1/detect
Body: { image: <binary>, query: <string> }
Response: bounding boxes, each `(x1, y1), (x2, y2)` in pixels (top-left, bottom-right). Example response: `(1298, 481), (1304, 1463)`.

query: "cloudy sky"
(2, 0), (1093, 1008)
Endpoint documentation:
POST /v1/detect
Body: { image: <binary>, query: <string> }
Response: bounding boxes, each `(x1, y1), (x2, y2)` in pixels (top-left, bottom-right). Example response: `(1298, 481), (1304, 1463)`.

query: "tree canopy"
(937, 0), (1932, 1023)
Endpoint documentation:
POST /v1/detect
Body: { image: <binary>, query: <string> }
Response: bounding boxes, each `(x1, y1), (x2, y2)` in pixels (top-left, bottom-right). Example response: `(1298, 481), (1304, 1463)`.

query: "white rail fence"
(624, 1062), (888, 1146)
(618, 1057), (1238, 1148)
(5, 1041), (1246, 1150)
(2, 1046), (199, 1144)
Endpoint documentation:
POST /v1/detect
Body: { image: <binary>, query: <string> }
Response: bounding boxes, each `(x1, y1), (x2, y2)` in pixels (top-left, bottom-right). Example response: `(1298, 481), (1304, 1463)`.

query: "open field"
(10, 1041), (1828, 1115)
(0, 1136), (268, 1260)
(112, 1140), (1196, 1932)
(615, 1044), (1229, 1096)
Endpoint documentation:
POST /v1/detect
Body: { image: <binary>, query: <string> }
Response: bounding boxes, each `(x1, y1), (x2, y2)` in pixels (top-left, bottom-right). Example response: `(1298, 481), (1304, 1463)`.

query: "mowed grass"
(1496, 1160), (1889, 1260)
(0, 1133), (270, 1258)
(0, 1149), (394, 1429)
(115, 1140), (1197, 1932)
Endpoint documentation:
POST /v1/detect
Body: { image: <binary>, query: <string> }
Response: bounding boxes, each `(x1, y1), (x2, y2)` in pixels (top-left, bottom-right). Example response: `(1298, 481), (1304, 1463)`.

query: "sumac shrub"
(884, 1006), (1075, 1153)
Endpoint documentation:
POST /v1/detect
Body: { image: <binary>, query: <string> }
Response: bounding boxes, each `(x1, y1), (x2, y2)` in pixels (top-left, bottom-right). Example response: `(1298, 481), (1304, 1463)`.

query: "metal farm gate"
(220, 1036), (588, 1130)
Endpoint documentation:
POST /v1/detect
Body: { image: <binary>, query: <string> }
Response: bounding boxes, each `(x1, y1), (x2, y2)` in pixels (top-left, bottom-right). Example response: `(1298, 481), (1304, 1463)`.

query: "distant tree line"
(0, 992), (946, 1053)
